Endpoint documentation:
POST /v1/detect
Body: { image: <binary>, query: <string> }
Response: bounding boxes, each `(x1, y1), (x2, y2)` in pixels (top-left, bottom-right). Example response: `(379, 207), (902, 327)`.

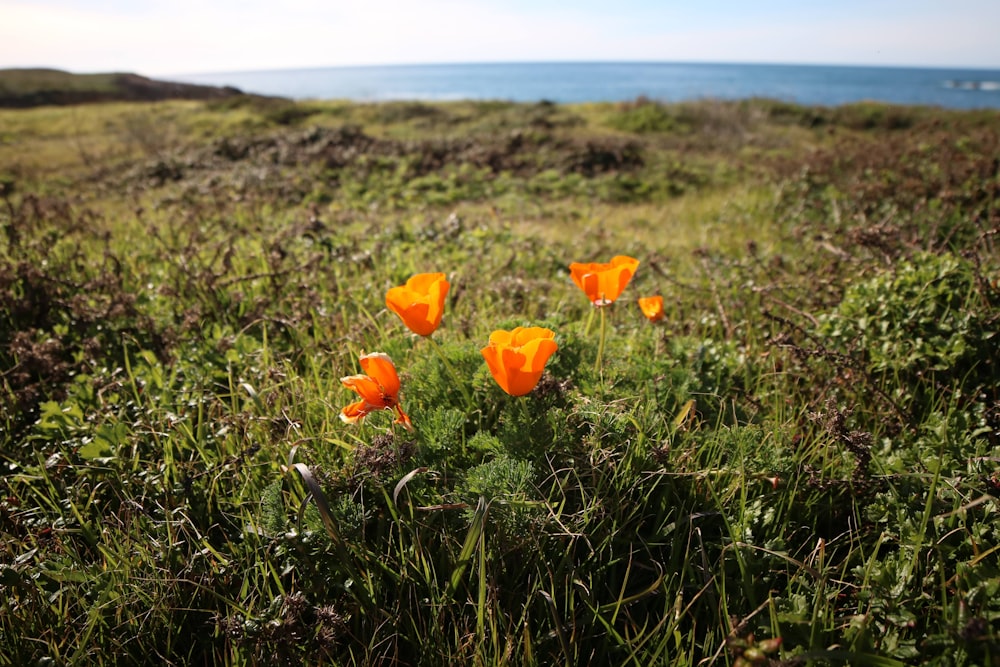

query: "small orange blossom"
(638, 295), (665, 322)
(481, 327), (558, 396)
(386, 272), (450, 336)
(340, 352), (413, 430)
(569, 255), (640, 306)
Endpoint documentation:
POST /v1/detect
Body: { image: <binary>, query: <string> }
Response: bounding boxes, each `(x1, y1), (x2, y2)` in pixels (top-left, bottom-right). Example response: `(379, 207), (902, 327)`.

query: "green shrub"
(607, 98), (689, 134)
(819, 252), (998, 408)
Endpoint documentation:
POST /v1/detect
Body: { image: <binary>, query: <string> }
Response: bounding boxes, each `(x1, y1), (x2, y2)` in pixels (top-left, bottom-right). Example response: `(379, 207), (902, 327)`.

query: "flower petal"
(568, 261), (593, 288)
(481, 326), (558, 396)
(510, 326), (556, 349)
(359, 352), (401, 396)
(638, 295), (664, 322)
(341, 374), (387, 408)
(480, 343), (510, 394)
(394, 405), (414, 431)
(569, 256), (639, 305)
(500, 343), (537, 395)
(406, 272), (447, 292)
(488, 329), (514, 347)
(519, 337), (559, 372)
(505, 369), (544, 396)
(340, 399), (374, 424)
(385, 272), (450, 336)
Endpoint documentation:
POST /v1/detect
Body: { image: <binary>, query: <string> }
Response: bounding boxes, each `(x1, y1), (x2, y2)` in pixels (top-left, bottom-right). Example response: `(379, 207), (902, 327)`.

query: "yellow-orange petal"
(481, 326), (558, 396)
(500, 346), (541, 396)
(340, 399), (375, 424)
(486, 328), (512, 348)
(359, 352), (401, 396)
(385, 272), (450, 336)
(568, 262), (595, 298)
(509, 326), (556, 351)
(393, 405), (414, 431)
(386, 296), (434, 336)
(480, 342), (508, 392)
(638, 295), (665, 322)
(569, 255), (639, 306)
(341, 374), (388, 408)
(510, 328), (558, 369)
(606, 255), (640, 301)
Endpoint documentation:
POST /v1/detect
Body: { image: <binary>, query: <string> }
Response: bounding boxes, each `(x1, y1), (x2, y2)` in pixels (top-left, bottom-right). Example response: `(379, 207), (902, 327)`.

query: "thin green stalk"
(426, 335), (475, 412)
(583, 305), (596, 336)
(594, 305), (608, 373)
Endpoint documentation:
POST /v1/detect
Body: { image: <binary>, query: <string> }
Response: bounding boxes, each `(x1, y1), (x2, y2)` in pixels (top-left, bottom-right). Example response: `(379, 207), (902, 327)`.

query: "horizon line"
(165, 59), (1000, 79)
(4, 58), (994, 80)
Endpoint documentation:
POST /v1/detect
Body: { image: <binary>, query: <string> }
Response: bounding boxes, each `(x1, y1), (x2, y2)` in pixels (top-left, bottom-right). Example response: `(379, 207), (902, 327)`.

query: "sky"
(2, 0), (999, 77)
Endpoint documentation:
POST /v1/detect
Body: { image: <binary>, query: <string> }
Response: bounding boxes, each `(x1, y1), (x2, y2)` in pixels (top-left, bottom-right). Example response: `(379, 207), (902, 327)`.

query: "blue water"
(174, 62), (1000, 109)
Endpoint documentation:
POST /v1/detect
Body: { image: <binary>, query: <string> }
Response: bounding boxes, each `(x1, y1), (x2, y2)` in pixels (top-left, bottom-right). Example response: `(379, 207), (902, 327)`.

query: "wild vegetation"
(1, 94), (998, 666)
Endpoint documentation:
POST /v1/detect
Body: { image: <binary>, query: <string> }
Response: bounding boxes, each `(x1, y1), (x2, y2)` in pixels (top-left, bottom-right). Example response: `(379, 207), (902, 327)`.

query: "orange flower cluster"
(339, 254), (669, 428)
(480, 327), (558, 396)
(340, 352), (412, 430)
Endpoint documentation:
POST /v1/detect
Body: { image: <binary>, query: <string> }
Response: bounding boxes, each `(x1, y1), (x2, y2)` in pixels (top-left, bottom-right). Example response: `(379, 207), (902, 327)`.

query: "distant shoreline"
(169, 59), (1000, 78)
(4, 63), (1000, 110)
(167, 62), (1000, 110)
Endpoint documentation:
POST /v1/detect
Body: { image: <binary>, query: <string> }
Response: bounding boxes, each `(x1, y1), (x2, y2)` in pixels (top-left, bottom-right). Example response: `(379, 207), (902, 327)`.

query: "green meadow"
(1, 95), (998, 665)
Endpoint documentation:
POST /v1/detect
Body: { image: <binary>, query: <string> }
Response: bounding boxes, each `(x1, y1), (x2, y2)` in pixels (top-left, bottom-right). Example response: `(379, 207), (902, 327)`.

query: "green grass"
(1, 96), (999, 665)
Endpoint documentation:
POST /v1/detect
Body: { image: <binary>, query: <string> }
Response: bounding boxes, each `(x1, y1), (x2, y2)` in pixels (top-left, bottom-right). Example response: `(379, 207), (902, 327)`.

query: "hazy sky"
(2, 0), (999, 76)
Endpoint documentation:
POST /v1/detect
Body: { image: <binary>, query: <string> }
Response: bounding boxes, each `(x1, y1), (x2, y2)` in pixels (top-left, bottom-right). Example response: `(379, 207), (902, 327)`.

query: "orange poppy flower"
(480, 327), (558, 396)
(385, 272), (450, 336)
(569, 255), (640, 306)
(340, 352), (413, 430)
(638, 295), (665, 322)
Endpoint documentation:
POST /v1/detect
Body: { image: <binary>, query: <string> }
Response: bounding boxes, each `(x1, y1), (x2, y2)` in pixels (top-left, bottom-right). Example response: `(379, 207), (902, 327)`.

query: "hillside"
(0, 68), (245, 107)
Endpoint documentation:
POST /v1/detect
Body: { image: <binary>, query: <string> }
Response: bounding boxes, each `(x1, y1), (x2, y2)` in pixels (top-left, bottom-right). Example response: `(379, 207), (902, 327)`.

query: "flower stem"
(583, 306), (596, 336)
(594, 305), (607, 374)
(426, 335), (475, 412)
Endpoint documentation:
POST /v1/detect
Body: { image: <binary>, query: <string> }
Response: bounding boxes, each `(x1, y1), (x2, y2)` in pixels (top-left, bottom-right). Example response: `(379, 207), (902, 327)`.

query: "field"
(1, 94), (999, 665)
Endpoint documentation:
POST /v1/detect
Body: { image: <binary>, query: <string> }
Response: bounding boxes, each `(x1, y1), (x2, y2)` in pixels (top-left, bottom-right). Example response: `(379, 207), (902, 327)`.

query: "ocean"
(173, 62), (1000, 110)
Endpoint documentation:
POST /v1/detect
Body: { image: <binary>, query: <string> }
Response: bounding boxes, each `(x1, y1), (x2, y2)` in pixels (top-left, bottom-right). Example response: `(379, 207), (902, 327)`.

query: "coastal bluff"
(0, 68), (245, 108)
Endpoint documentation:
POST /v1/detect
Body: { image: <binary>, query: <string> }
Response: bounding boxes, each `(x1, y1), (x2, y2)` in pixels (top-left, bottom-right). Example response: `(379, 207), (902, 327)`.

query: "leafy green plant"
(819, 251), (998, 414)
